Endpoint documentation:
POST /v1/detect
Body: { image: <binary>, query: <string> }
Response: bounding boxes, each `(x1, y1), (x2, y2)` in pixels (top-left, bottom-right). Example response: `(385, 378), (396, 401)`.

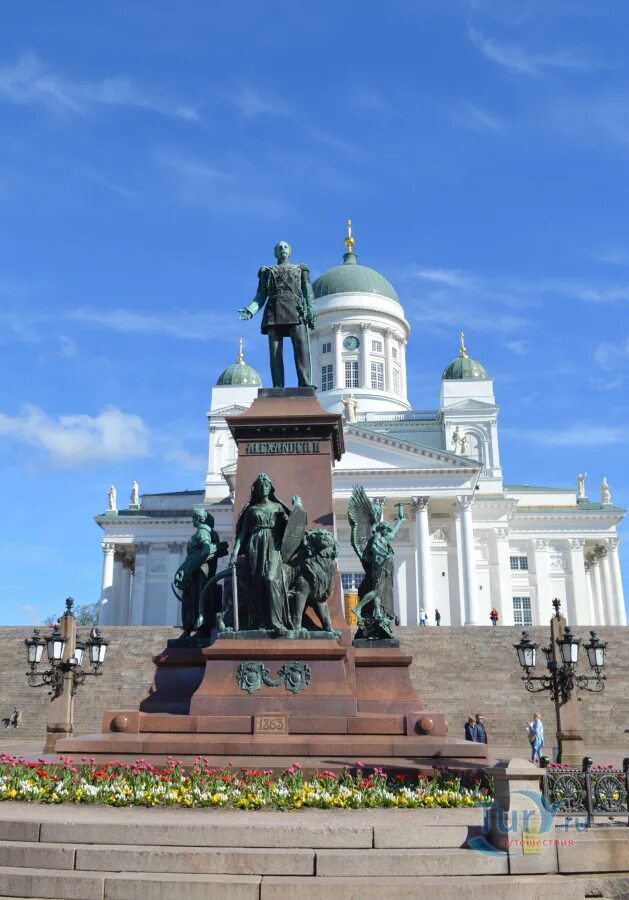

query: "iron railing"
(356, 409), (438, 423)
(541, 757), (629, 826)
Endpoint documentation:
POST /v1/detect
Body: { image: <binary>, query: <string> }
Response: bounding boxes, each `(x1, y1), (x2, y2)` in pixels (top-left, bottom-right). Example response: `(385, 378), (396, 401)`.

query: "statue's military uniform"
(258, 263), (309, 332)
(256, 262), (315, 388)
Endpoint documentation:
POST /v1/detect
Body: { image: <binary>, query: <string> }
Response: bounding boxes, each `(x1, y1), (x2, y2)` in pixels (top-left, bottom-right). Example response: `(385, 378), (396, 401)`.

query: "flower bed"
(0, 754), (493, 810)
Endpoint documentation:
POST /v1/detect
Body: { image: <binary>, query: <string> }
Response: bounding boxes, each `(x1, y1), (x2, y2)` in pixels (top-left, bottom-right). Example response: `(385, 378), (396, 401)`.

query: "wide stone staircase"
(0, 804), (616, 899)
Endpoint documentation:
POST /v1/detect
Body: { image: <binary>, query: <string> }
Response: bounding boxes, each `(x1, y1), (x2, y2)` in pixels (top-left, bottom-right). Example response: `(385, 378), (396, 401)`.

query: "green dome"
(313, 251), (400, 303)
(442, 334), (489, 380)
(217, 342), (262, 386)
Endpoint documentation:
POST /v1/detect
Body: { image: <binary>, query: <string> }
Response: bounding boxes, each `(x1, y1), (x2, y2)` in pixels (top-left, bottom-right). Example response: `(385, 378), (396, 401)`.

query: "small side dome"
(216, 340), (262, 386)
(312, 220), (399, 303)
(442, 332), (489, 380)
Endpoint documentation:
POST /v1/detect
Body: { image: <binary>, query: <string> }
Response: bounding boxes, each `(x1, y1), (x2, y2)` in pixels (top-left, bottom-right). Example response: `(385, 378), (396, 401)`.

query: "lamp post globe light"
(513, 598), (608, 764)
(24, 597), (109, 751)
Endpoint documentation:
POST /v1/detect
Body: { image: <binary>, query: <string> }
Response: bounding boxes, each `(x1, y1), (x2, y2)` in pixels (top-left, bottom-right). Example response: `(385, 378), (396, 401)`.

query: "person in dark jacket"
(474, 713), (488, 743)
(435, 608), (441, 626)
(464, 715), (476, 741)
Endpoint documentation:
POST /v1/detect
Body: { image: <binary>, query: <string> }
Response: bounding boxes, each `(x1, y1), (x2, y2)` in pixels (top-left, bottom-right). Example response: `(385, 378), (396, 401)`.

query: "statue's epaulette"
(298, 263), (309, 273)
(258, 266), (269, 278)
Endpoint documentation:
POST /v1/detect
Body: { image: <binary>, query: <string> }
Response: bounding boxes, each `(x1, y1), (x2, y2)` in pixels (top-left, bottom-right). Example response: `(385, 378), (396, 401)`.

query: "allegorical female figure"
(173, 508), (228, 636)
(230, 473), (292, 633)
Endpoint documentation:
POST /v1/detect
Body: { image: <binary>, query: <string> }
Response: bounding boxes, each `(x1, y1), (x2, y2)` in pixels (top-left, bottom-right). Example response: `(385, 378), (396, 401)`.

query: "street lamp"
(513, 598), (608, 764)
(24, 597), (109, 751)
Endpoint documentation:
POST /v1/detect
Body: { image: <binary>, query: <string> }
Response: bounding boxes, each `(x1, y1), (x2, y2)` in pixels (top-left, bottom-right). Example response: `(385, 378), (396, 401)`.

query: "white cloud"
(0, 405), (150, 466)
(460, 102), (504, 133)
(234, 86), (292, 118)
(0, 51), (199, 121)
(468, 27), (595, 75)
(594, 338), (629, 371)
(508, 423), (629, 447)
(504, 340), (529, 356)
(17, 604), (41, 626)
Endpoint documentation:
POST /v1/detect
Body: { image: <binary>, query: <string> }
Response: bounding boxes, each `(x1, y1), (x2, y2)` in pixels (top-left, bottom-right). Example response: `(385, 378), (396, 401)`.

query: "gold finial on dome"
(237, 337), (244, 363)
(344, 218), (355, 253)
(459, 331), (468, 358)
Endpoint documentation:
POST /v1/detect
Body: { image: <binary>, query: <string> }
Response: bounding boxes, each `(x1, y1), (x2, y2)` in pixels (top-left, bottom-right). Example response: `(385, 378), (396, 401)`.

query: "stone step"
(315, 847), (507, 877)
(260, 876), (586, 900)
(0, 867), (260, 900)
(0, 842), (505, 878)
(0, 868), (586, 900)
(0, 842), (315, 876)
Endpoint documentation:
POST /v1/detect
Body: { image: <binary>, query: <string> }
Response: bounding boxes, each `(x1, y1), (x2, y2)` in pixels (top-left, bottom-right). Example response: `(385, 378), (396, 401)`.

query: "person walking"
(419, 608), (426, 626)
(528, 712), (544, 765)
(474, 713), (488, 743)
(490, 608), (499, 626)
(435, 608), (441, 626)
(464, 715), (476, 741)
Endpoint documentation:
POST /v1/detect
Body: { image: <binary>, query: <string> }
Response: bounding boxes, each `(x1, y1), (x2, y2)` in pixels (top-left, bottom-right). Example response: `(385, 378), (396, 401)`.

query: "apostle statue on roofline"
(238, 241), (317, 389)
(576, 472), (587, 500)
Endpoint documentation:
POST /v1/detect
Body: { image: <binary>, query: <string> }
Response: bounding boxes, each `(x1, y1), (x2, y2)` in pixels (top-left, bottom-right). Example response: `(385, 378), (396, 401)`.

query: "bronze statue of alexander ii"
(238, 241), (317, 388)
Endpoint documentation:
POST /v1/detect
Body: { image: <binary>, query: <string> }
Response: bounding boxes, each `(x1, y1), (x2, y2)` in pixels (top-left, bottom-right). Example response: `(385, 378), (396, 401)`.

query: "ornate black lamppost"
(513, 598), (607, 764)
(24, 598), (109, 751)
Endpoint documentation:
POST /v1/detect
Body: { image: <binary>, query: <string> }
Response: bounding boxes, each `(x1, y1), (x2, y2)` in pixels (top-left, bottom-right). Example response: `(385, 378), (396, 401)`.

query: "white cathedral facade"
(97, 232), (626, 630)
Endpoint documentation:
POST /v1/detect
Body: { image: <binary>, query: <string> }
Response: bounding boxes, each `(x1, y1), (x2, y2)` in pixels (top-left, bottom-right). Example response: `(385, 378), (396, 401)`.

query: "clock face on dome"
(343, 335), (360, 351)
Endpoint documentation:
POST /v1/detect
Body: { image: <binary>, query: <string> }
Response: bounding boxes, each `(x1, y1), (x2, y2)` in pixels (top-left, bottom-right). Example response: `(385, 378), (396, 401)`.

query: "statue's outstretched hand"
(238, 306), (254, 320)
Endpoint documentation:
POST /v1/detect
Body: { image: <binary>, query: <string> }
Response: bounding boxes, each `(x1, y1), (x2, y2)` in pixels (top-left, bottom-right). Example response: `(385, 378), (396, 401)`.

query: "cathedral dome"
(313, 224), (399, 303)
(442, 333), (489, 380)
(216, 340), (262, 386)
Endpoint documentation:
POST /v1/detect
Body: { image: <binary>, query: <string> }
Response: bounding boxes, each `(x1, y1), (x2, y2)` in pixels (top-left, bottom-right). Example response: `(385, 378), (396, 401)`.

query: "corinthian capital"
(604, 537), (620, 551)
(456, 495), (473, 511)
(568, 538), (586, 551)
(412, 496), (430, 512)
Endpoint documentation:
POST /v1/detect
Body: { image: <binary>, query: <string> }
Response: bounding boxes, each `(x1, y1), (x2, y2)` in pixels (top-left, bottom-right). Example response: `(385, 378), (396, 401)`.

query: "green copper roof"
(442, 356), (489, 380)
(313, 251), (400, 303)
(216, 341), (262, 386)
(442, 332), (489, 380)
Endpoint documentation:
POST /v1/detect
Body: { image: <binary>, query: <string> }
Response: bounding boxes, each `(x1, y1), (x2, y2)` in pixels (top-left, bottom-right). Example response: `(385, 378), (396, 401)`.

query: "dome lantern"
(216, 339), (262, 386)
(442, 332), (489, 381)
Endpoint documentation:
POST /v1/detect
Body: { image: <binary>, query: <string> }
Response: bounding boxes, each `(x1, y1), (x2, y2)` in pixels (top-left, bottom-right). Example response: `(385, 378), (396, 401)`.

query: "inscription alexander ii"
(244, 440), (321, 455)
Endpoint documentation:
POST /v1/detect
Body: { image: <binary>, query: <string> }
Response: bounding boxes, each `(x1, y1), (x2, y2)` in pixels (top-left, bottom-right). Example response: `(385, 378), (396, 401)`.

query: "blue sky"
(1, 0), (628, 625)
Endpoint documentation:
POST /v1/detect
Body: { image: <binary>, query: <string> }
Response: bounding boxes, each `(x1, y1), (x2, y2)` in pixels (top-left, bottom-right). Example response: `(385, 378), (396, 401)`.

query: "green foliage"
(43, 603), (99, 628)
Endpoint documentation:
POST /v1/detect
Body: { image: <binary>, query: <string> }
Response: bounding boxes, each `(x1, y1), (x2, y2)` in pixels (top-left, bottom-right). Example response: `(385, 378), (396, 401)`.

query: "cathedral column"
(585, 562), (594, 624)
(129, 543), (149, 625)
(531, 539), (552, 625)
(589, 556), (604, 625)
(605, 538), (626, 626)
(596, 545), (612, 626)
(412, 497), (432, 622)
(384, 328), (394, 393)
(489, 528), (513, 624)
(400, 340), (408, 401)
(166, 542), (184, 627)
(99, 542), (115, 625)
(119, 553), (134, 625)
(565, 539), (587, 625)
(457, 495), (480, 625)
(360, 323), (370, 388)
(333, 324), (343, 390)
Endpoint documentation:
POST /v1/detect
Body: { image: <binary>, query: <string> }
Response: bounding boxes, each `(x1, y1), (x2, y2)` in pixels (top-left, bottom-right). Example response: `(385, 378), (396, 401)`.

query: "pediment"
(338, 427), (479, 473)
(208, 403), (251, 418)
(443, 399), (497, 412)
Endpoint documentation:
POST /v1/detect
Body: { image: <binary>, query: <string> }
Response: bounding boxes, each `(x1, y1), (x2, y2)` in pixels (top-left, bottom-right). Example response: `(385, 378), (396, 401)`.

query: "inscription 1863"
(254, 714), (289, 735)
(245, 440), (321, 456)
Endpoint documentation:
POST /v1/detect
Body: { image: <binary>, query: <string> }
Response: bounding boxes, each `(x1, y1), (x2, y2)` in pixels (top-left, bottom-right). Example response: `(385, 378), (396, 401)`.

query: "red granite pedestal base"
(55, 638), (488, 765)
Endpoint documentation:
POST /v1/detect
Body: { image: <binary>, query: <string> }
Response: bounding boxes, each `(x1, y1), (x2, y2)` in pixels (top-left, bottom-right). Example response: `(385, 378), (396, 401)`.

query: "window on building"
(510, 556), (529, 571)
(371, 339), (383, 353)
(371, 361), (384, 390)
(392, 346), (398, 360)
(321, 341), (332, 354)
(321, 364), (334, 392)
(393, 368), (400, 394)
(345, 360), (359, 388)
(513, 596), (533, 626)
(341, 573), (363, 591)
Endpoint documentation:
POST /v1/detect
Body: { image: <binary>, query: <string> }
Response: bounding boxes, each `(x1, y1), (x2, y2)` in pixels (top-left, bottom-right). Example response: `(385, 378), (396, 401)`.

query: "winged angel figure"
(347, 485), (405, 640)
